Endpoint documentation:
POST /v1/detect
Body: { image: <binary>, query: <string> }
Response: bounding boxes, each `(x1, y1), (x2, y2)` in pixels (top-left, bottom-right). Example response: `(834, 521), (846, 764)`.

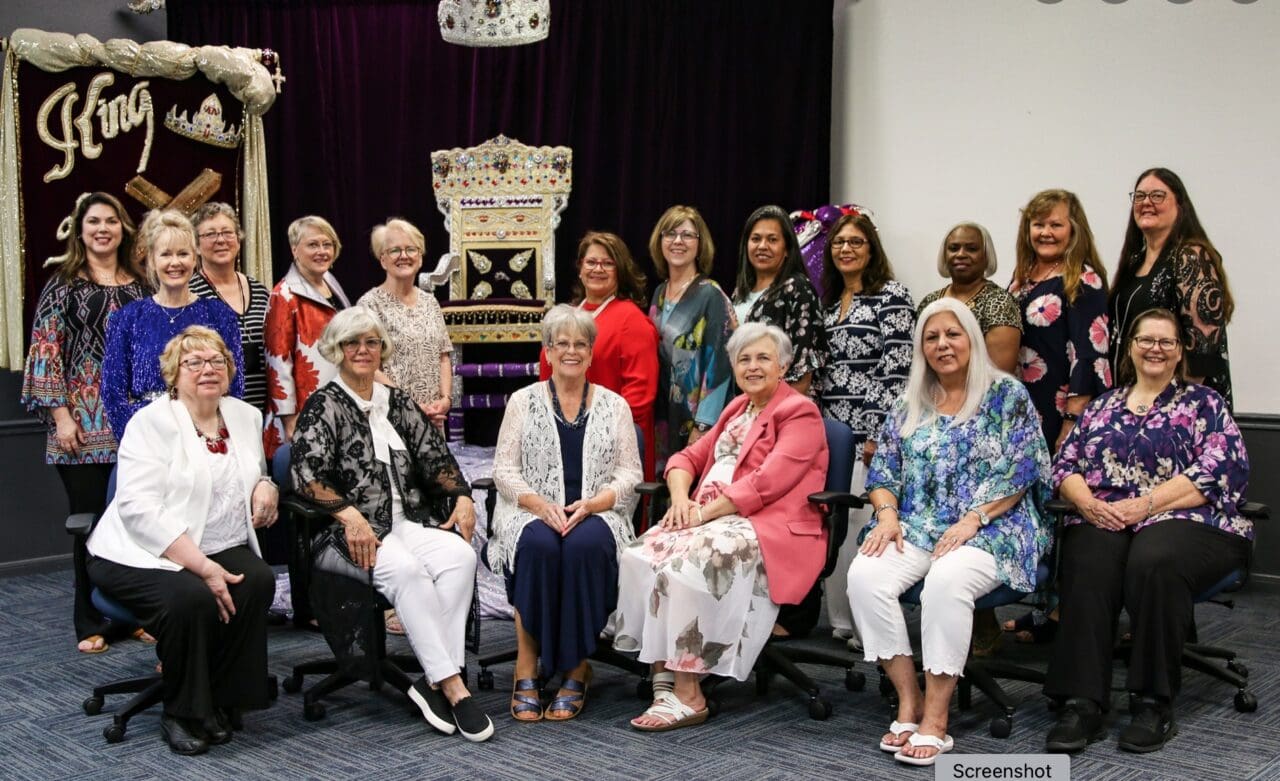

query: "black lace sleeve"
(290, 388), (355, 513)
(389, 387), (471, 499)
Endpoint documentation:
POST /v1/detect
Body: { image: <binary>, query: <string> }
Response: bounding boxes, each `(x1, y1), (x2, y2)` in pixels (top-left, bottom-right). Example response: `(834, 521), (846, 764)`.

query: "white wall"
(833, 0), (1279, 414)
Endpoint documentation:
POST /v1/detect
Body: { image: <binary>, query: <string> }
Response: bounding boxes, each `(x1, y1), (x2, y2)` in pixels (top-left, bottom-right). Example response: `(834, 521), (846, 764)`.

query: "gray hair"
(726, 321), (793, 370)
(192, 201), (243, 237)
(287, 215), (343, 259)
(936, 221), (999, 279)
(540, 303), (598, 348)
(370, 217), (426, 258)
(898, 298), (1005, 437)
(317, 306), (393, 365)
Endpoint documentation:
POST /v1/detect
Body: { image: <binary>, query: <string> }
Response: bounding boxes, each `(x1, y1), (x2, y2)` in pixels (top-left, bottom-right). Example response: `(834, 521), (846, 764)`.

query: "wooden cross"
(125, 168), (222, 215)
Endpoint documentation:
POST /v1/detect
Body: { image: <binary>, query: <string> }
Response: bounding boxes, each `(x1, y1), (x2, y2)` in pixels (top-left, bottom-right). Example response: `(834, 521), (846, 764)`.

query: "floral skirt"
(613, 516), (778, 681)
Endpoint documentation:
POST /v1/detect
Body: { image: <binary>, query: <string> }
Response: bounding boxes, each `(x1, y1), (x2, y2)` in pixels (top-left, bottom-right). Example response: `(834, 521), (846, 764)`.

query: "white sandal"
(879, 720), (920, 752)
(894, 732), (955, 766)
(630, 690), (709, 732)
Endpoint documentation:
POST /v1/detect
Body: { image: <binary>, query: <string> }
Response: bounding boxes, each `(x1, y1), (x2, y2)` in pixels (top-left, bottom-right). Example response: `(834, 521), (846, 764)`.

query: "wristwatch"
(695, 422), (712, 433)
(970, 507), (992, 527)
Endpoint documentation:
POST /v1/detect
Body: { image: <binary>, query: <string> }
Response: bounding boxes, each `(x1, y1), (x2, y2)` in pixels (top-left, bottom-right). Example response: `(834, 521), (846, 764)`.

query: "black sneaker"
(1045, 697), (1105, 753)
(408, 677), (456, 735)
(1118, 697), (1177, 753)
(450, 696), (495, 742)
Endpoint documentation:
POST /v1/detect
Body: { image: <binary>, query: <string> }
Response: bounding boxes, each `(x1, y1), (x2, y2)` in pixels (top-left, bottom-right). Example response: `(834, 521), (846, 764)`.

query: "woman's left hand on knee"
(442, 496), (477, 542)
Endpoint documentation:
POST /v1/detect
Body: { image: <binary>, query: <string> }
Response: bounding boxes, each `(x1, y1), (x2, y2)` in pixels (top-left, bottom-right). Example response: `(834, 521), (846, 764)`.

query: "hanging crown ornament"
(438, 0), (550, 47)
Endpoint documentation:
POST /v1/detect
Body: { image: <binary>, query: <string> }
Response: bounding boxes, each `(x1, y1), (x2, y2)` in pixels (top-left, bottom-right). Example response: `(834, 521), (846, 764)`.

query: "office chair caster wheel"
(1228, 660), (1249, 678)
(303, 702), (327, 721)
(635, 678), (652, 701)
(282, 674), (302, 694)
(808, 697), (832, 720)
(82, 696), (104, 715)
(103, 724), (125, 743)
(845, 670), (866, 692)
(1235, 691), (1258, 713)
(477, 669), (495, 690)
(989, 716), (1012, 738)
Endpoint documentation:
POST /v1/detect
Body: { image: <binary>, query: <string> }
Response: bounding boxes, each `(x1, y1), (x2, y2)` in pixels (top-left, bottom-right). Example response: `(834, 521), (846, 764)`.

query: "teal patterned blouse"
(867, 375), (1052, 592)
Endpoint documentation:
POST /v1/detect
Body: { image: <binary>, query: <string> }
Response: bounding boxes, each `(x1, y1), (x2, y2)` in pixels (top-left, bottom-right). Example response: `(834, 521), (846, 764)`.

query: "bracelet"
(1062, 412), (1079, 422)
(873, 503), (898, 520)
(1145, 492), (1155, 518)
(695, 506), (704, 524)
(969, 507), (992, 527)
(695, 422), (712, 433)
(256, 475), (277, 490)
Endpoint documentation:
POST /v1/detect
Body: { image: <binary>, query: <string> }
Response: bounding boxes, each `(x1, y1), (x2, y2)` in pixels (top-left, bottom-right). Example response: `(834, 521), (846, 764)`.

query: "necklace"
(945, 283), (982, 307)
(194, 411), (230, 454)
(665, 275), (696, 304)
(156, 294), (196, 324)
(205, 271), (247, 314)
(549, 378), (590, 429)
(578, 295), (616, 319)
(1022, 260), (1064, 290)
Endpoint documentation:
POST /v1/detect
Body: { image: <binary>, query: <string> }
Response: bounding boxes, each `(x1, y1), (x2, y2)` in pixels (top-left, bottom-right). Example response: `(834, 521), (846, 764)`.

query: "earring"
(168, 386), (178, 399)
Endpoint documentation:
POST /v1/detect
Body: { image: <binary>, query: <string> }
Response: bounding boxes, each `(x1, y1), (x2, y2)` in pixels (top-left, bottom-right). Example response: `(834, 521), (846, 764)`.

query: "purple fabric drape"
(166, 0), (833, 299)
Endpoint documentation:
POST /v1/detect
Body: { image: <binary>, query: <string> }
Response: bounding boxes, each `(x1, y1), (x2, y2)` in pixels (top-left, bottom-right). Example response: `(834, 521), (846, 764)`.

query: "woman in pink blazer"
(614, 321), (829, 732)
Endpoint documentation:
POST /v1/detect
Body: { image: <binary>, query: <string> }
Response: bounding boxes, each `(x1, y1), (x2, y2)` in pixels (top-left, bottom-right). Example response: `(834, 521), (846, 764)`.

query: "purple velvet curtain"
(166, 0), (833, 299)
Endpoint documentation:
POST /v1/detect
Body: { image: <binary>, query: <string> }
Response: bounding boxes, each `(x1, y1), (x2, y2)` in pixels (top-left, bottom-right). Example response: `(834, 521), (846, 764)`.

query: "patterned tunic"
(918, 282), (1022, 334)
(649, 277), (737, 467)
(21, 276), (148, 464)
(817, 279), (916, 445)
(356, 286), (453, 406)
(736, 272), (827, 384)
(1051, 381), (1251, 540)
(867, 377), (1052, 592)
(101, 297), (245, 437)
(189, 272), (271, 413)
(1008, 271), (1111, 446)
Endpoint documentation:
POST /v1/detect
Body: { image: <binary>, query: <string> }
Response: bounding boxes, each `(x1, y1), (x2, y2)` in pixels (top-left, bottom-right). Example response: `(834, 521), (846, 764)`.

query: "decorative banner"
(0, 29), (282, 369)
(791, 202), (876, 299)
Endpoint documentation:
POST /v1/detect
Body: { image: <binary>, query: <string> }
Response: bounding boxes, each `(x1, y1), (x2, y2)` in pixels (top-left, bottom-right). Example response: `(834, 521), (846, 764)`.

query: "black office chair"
(640, 416), (867, 719)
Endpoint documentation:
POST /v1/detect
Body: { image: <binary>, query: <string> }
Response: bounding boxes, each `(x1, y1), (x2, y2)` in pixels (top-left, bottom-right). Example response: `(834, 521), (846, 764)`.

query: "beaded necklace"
(549, 378), (590, 429)
(194, 411), (230, 454)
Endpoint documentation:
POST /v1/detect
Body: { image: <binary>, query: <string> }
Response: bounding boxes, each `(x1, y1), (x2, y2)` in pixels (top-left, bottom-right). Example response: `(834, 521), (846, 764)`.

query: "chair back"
(817, 418), (857, 579)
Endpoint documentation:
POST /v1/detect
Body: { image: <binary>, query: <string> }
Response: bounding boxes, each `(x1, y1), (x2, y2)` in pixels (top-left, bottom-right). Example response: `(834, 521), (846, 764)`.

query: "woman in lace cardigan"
(490, 304), (642, 723)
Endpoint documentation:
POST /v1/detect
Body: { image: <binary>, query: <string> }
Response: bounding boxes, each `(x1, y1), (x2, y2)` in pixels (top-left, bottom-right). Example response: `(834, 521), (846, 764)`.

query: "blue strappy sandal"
(545, 667), (593, 721)
(510, 678), (543, 722)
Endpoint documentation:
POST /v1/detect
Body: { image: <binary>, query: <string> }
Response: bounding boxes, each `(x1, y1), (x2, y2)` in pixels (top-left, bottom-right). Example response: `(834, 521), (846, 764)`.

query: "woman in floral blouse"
(1043, 307), (1250, 756)
(847, 298), (1051, 767)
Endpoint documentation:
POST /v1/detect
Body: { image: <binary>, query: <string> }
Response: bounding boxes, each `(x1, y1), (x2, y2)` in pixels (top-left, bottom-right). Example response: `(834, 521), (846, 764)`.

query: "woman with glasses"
(1043, 308), (1249, 755)
(539, 231), (658, 477)
(357, 218), (453, 429)
(1110, 168), (1234, 408)
(189, 203), (272, 414)
(647, 206), (736, 471)
(490, 305), (642, 723)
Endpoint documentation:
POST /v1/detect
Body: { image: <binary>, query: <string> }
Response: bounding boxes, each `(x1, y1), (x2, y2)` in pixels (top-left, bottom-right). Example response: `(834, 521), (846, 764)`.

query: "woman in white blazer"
(87, 326), (278, 756)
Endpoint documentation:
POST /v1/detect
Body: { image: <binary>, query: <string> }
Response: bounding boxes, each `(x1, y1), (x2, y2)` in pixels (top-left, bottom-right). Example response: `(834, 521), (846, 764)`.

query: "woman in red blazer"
(614, 321), (829, 732)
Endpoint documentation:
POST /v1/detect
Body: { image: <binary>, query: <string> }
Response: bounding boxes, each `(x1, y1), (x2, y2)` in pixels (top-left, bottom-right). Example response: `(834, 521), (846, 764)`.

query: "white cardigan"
(88, 395), (267, 571)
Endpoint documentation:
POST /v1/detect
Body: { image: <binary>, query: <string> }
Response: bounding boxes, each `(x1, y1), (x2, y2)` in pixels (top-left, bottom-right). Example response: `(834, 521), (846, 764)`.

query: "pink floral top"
(694, 406), (761, 505)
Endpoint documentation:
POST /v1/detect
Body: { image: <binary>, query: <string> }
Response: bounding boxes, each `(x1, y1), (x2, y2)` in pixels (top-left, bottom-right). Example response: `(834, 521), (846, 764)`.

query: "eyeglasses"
(662, 230), (700, 243)
(550, 339), (591, 353)
(1129, 190), (1169, 205)
(1134, 336), (1179, 351)
(830, 237), (868, 249)
(382, 246), (421, 259)
(341, 337), (384, 352)
(181, 356), (228, 372)
(198, 230), (237, 242)
(581, 258), (617, 271)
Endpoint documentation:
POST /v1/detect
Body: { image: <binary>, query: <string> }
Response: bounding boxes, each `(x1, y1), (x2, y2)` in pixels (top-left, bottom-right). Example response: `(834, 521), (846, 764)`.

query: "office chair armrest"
(1045, 498), (1075, 515)
(471, 477), (495, 492)
(635, 481), (668, 497)
(807, 490), (864, 509)
(66, 512), (95, 536)
(1241, 501), (1270, 521)
(280, 494), (335, 524)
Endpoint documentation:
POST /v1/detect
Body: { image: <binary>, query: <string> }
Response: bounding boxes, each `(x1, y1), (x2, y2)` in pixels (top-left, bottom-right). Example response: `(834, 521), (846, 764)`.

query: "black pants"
(775, 581), (823, 639)
(1044, 519), (1250, 706)
(56, 463), (114, 640)
(87, 546), (274, 721)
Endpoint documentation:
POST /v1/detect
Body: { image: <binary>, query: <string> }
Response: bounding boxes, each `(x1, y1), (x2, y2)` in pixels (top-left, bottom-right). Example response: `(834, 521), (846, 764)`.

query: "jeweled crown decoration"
(431, 134), (571, 197)
(438, 0), (550, 47)
(163, 93), (242, 149)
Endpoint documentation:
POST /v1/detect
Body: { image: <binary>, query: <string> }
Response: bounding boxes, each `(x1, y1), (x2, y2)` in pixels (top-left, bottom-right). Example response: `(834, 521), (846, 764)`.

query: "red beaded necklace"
(194, 412), (230, 454)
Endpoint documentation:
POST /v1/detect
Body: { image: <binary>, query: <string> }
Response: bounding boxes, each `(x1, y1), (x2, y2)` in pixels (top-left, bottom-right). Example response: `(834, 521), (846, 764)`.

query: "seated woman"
(290, 307), (493, 743)
(847, 298), (1051, 767)
(1043, 307), (1251, 755)
(490, 304), (643, 722)
(615, 322), (829, 732)
(86, 327), (278, 755)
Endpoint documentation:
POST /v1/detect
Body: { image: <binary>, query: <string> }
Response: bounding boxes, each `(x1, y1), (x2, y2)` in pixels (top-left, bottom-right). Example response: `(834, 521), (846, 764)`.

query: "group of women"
(21, 164), (1249, 760)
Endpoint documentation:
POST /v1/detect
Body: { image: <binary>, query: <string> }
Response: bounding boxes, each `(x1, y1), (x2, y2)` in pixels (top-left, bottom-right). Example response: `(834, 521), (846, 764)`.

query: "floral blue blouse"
(867, 376), (1052, 592)
(1051, 381), (1251, 540)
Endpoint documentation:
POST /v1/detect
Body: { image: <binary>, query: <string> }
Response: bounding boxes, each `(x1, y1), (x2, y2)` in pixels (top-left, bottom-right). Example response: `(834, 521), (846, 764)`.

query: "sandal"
(894, 732), (955, 766)
(879, 720), (919, 752)
(510, 678), (543, 722)
(77, 634), (109, 654)
(1003, 611), (1059, 644)
(385, 609), (405, 636)
(545, 666), (592, 722)
(630, 690), (709, 732)
(132, 627), (157, 644)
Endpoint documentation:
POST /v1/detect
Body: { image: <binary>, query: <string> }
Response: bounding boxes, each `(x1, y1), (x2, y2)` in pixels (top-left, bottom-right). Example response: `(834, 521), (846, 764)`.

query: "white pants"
(846, 540), (1001, 676)
(372, 520), (476, 684)
(824, 460), (871, 637)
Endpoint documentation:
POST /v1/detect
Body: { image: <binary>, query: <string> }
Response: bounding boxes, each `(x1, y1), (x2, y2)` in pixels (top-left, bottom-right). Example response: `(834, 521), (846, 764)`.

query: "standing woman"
(538, 232), (658, 478)
(731, 205), (826, 395)
(917, 223), (1021, 374)
(357, 218), (453, 427)
(263, 216), (351, 458)
(1110, 167), (1233, 408)
(189, 203), (271, 413)
(647, 205), (736, 471)
(102, 210), (245, 439)
(22, 192), (148, 654)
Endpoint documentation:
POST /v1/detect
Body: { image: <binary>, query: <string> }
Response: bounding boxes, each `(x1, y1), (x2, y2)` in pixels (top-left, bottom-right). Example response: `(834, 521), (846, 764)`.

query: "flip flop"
(630, 690), (709, 732)
(545, 667), (592, 722)
(879, 720), (920, 752)
(77, 634), (109, 654)
(510, 677), (543, 722)
(132, 627), (157, 644)
(894, 732), (955, 766)
(385, 609), (405, 636)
